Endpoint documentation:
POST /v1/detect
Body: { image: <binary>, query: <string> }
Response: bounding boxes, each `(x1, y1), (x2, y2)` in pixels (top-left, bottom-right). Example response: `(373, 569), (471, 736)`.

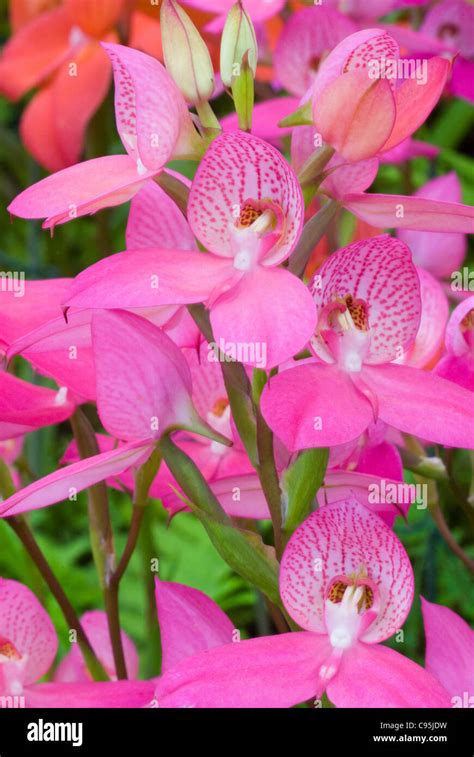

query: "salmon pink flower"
(0, 310), (229, 519)
(261, 236), (474, 451)
(0, 577), (154, 707)
(154, 500), (451, 708)
(311, 28), (451, 162)
(8, 43), (200, 230)
(61, 131), (316, 369)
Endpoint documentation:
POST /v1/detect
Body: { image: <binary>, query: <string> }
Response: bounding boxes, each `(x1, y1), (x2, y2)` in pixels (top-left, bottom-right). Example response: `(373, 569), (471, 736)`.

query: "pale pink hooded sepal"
(0, 578), (58, 695)
(154, 632), (332, 708)
(155, 580), (235, 673)
(326, 642), (451, 708)
(0, 372), (75, 441)
(421, 597), (474, 705)
(54, 611), (139, 683)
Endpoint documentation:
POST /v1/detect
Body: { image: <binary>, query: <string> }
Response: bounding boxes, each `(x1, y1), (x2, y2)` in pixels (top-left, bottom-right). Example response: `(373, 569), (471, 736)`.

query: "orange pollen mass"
(460, 308), (474, 332)
(0, 638), (21, 661)
(344, 294), (369, 331)
(212, 397), (229, 418)
(237, 203), (264, 229)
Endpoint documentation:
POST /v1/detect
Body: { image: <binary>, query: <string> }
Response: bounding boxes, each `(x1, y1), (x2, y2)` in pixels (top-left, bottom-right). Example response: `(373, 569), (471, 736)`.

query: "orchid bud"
(220, 1), (258, 88)
(160, 0), (215, 105)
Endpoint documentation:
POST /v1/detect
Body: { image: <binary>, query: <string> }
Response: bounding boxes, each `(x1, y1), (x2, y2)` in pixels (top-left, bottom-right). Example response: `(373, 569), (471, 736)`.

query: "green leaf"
(281, 448), (329, 537)
(232, 52), (254, 132)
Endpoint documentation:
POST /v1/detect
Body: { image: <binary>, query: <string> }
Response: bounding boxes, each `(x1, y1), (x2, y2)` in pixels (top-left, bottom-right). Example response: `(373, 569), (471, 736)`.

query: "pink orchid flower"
(421, 0), (474, 103)
(0, 577), (154, 707)
(154, 499), (450, 708)
(273, 5), (356, 97)
(0, 372), (74, 442)
(311, 28), (451, 162)
(54, 610), (139, 683)
(421, 597), (474, 708)
(261, 236), (474, 451)
(180, 0), (285, 33)
(221, 97), (300, 147)
(61, 131), (317, 369)
(8, 43), (199, 230)
(397, 173), (467, 279)
(435, 296), (474, 392)
(0, 310), (228, 519)
(292, 129), (474, 233)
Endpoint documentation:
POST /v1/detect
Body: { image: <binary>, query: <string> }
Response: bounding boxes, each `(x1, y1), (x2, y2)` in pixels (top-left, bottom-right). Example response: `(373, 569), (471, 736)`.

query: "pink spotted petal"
(54, 610), (138, 683)
(260, 363), (373, 451)
(280, 499), (414, 641)
(63, 249), (232, 311)
(210, 266), (316, 369)
(0, 440), (154, 518)
(155, 580), (235, 673)
(91, 310), (196, 442)
(362, 363), (474, 448)
(155, 632), (331, 708)
(421, 597), (474, 701)
(343, 191), (474, 233)
(274, 6), (356, 97)
(103, 42), (192, 171)
(8, 155), (154, 229)
(397, 173), (467, 278)
(382, 57), (451, 152)
(395, 268), (449, 370)
(313, 236), (421, 364)
(27, 680), (155, 708)
(0, 578), (58, 686)
(327, 642), (451, 708)
(187, 131), (304, 266)
(126, 181), (196, 251)
(0, 372), (75, 441)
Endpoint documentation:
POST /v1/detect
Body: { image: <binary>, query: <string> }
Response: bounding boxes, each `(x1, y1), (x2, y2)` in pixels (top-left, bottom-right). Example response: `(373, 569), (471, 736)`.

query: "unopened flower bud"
(160, 0), (215, 105)
(220, 1), (258, 88)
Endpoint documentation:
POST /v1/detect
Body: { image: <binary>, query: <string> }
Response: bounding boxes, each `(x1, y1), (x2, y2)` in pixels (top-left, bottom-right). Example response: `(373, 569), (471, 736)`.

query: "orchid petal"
(126, 181), (196, 251)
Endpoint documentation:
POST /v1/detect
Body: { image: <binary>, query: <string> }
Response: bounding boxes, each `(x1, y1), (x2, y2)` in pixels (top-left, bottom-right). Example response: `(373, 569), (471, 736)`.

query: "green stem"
(70, 409), (127, 680)
(155, 172), (190, 215)
(7, 516), (109, 681)
(288, 200), (339, 278)
(297, 145), (335, 187)
(196, 101), (221, 132)
(256, 407), (283, 559)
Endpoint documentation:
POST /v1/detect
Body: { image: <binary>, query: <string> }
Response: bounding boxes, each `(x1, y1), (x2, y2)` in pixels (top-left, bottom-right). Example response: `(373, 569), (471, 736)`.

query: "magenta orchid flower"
(0, 310), (228, 519)
(311, 28), (451, 162)
(421, 597), (474, 707)
(7, 43), (199, 230)
(154, 499), (450, 708)
(54, 611), (139, 684)
(0, 578), (154, 707)
(60, 131), (316, 369)
(261, 236), (474, 451)
(435, 296), (474, 392)
(180, 0), (285, 33)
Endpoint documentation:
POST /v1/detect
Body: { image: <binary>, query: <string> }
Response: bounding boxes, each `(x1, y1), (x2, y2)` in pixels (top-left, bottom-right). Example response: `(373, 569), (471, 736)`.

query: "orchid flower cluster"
(0, 0), (473, 711)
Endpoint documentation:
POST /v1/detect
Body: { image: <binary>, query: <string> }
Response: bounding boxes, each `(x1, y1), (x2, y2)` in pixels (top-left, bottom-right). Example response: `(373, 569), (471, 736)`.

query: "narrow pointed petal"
(155, 580), (235, 673)
(27, 680), (155, 708)
(343, 191), (474, 233)
(280, 500), (414, 641)
(421, 597), (474, 702)
(0, 441), (153, 518)
(63, 249), (232, 310)
(362, 363), (474, 448)
(0, 578), (58, 686)
(187, 131), (304, 265)
(261, 363), (373, 451)
(0, 372), (75, 441)
(126, 181), (196, 251)
(155, 632), (331, 708)
(327, 642), (451, 708)
(8, 155), (154, 228)
(210, 266), (317, 369)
